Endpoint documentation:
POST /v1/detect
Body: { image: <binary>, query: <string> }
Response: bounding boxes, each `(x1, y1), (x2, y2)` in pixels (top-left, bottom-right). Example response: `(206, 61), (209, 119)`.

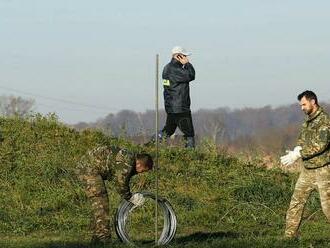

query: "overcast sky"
(1, 0), (329, 124)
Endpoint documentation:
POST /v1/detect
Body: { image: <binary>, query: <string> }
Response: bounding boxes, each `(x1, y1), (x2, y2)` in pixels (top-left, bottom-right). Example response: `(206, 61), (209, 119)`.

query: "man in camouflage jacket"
(281, 90), (330, 238)
(77, 145), (153, 243)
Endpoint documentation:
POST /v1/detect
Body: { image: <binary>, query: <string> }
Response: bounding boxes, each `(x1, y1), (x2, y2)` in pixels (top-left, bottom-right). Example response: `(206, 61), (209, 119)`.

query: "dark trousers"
(161, 112), (195, 138)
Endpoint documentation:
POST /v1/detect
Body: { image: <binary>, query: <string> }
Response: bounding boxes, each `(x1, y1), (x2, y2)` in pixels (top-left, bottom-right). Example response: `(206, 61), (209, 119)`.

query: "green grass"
(1, 230), (330, 248)
(0, 115), (329, 247)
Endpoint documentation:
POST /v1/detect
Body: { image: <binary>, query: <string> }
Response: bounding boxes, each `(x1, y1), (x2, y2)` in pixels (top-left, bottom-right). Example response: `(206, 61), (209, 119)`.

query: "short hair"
(297, 90), (318, 105)
(136, 153), (153, 170)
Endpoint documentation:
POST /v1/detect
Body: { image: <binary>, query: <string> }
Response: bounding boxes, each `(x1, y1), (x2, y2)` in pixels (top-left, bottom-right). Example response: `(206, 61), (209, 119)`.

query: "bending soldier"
(77, 145), (153, 244)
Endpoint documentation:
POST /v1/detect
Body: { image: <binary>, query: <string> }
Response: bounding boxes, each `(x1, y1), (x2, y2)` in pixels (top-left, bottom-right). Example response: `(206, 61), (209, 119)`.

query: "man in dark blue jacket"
(160, 46), (196, 148)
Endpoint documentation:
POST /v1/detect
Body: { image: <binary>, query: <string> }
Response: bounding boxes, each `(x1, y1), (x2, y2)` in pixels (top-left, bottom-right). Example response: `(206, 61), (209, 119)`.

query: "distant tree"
(97, 113), (115, 136)
(92, 109), (167, 140)
(194, 108), (227, 144)
(0, 95), (35, 118)
(73, 121), (90, 130)
(203, 112), (225, 144)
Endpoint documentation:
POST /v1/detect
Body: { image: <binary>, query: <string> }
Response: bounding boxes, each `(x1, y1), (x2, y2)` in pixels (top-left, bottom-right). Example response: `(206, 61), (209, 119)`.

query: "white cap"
(171, 46), (191, 56)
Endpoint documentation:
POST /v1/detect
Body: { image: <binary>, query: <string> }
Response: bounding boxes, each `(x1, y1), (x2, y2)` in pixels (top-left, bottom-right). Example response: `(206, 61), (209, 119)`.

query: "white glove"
(280, 146), (302, 166)
(129, 193), (145, 207)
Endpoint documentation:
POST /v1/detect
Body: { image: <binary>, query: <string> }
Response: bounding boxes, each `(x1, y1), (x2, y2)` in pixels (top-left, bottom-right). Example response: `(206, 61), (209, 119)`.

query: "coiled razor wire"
(115, 191), (177, 246)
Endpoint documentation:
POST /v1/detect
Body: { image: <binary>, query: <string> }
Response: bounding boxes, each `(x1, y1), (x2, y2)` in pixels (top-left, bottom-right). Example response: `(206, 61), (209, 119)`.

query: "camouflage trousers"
(285, 164), (330, 237)
(78, 169), (111, 241)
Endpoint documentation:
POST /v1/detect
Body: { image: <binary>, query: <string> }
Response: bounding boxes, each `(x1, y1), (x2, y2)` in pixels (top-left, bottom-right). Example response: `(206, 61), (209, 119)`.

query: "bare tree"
(0, 95), (35, 118)
(203, 112), (225, 144)
(194, 109), (226, 144)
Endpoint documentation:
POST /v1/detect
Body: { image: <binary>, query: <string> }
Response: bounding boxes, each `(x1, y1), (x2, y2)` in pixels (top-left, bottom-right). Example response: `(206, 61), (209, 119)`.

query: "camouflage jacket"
(297, 107), (330, 169)
(78, 146), (137, 200)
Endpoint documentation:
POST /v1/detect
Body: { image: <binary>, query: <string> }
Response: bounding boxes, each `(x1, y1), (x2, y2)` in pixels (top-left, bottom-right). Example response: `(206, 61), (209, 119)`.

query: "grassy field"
(0, 115), (329, 247)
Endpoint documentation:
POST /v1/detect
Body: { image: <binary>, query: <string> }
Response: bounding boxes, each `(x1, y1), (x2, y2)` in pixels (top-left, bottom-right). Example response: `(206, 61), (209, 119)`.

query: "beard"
(303, 107), (313, 116)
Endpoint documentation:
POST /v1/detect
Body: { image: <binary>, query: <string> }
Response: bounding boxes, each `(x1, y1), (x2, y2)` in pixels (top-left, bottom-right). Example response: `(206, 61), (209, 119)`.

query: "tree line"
(1, 94), (329, 154)
(75, 103), (330, 154)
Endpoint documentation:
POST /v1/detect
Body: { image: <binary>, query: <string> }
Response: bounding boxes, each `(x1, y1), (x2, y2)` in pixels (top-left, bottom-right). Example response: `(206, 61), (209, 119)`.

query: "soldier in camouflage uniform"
(280, 90), (330, 238)
(77, 145), (153, 244)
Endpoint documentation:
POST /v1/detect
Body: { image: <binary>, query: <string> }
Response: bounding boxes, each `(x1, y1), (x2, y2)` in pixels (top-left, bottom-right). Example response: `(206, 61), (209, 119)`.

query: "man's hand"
(175, 54), (189, 65)
(280, 146), (302, 166)
(129, 193), (145, 207)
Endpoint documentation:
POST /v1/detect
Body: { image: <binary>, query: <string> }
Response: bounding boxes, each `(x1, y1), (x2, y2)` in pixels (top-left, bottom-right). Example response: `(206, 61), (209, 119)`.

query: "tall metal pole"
(155, 54), (160, 245)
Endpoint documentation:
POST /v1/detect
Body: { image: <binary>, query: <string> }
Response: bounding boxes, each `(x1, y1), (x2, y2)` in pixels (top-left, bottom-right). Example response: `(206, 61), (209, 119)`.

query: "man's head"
(171, 46), (191, 57)
(297, 90), (319, 116)
(135, 153), (153, 173)
(171, 46), (191, 65)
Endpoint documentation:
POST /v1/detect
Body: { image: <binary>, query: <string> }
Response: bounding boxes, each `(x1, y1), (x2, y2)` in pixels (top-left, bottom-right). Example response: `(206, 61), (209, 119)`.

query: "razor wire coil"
(115, 192), (177, 246)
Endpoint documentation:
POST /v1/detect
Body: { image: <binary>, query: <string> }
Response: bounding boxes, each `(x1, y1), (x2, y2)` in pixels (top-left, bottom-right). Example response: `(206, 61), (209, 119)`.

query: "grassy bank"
(0, 115), (329, 247)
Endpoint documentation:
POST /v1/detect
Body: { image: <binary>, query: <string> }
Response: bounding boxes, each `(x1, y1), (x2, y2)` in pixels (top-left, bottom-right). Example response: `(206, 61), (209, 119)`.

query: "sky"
(1, 0), (329, 124)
